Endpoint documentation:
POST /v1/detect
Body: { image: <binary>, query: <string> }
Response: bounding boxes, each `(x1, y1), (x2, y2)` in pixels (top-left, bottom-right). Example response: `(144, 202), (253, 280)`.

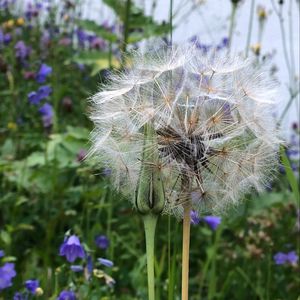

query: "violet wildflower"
(0, 262), (16, 290)
(95, 235), (109, 249)
(190, 210), (200, 225)
(98, 258), (114, 268)
(76, 149), (86, 162)
(13, 292), (25, 300)
(59, 235), (85, 263)
(57, 290), (76, 300)
(286, 251), (298, 264)
(0, 250), (4, 258)
(87, 255), (93, 277)
(15, 41), (30, 60)
(3, 33), (11, 45)
(25, 279), (39, 294)
(70, 265), (83, 272)
(38, 103), (53, 128)
(203, 216), (221, 231)
(28, 85), (52, 105)
(36, 63), (52, 83)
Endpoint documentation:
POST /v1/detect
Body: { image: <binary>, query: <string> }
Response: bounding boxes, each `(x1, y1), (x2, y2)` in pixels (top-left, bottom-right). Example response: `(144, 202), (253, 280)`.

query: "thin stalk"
(122, 0), (131, 65)
(181, 202), (191, 300)
(143, 214), (158, 300)
(227, 2), (238, 52)
(169, 0), (173, 44)
(245, 0), (255, 57)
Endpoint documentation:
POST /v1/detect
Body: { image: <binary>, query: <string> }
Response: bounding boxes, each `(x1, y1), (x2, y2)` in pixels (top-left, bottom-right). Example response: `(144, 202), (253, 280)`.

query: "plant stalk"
(181, 202), (191, 300)
(143, 214), (158, 300)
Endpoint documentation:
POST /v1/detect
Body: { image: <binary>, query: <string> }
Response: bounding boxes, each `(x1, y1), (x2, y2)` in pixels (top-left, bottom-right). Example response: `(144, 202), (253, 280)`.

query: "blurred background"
(0, 0), (299, 299)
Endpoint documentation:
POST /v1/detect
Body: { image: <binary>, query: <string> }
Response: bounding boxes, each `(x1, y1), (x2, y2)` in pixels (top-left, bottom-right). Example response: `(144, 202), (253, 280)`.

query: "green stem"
(143, 214), (158, 300)
(245, 0), (255, 57)
(122, 0), (131, 65)
(228, 3), (237, 52)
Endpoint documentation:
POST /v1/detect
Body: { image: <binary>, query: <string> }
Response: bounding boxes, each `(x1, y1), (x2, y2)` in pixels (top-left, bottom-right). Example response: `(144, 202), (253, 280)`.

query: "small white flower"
(89, 45), (281, 216)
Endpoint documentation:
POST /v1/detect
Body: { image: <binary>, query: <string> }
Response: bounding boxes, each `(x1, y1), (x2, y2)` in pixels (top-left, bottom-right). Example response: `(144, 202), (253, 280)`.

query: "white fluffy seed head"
(89, 45), (281, 216)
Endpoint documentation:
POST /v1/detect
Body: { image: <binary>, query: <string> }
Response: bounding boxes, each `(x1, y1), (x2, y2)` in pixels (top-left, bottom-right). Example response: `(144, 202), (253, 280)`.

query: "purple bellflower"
(203, 216), (222, 231)
(0, 262), (16, 290)
(36, 63), (52, 83)
(59, 235), (85, 263)
(25, 279), (39, 294)
(95, 235), (109, 249)
(98, 258), (113, 268)
(38, 103), (53, 128)
(57, 290), (76, 300)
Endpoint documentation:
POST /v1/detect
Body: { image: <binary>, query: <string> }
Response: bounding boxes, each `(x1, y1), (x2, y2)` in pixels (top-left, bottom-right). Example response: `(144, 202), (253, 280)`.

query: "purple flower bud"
(59, 235), (85, 263)
(70, 265), (83, 272)
(76, 149), (86, 162)
(57, 290), (76, 300)
(190, 210), (200, 225)
(98, 258), (114, 268)
(95, 235), (109, 249)
(36, 63), (52, 83)
(38, 103), (53, 127)
(203, 216), (221, 231)
(25, 279), (39, 294)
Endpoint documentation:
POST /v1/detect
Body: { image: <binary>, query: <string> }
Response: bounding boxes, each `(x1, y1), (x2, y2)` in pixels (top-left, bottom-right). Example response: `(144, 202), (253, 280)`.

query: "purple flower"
(95, 235), (109, 249)
(87, 255), (93, 277)
(286, 251), (298, 264)
(36, 63), (52, 83)
(59, 235), (85, 263)
(70, 265), (83, 272)
(190, 210), (200, 225)
(13, 292), (25, 300)
(203, 216), (221, 230)
(0, 262), (16, 290)
(15, 41), (31, 60)
(25, 279), (39, 294)
(57, 290), (76, 300)
(274, 252), (288, 265)
(76, 149), (86, 162)
(98, 258), (113, 268)
(38, 103), (53, 128)
(76, 29), (87, 46)
(0, 250), (4, 258)
(4, 33), (11, 45)
(28, 85), (52, 105)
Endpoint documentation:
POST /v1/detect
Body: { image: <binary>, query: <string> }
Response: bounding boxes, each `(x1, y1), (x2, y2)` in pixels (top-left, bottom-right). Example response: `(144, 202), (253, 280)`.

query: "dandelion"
(89, 45), (280, 299)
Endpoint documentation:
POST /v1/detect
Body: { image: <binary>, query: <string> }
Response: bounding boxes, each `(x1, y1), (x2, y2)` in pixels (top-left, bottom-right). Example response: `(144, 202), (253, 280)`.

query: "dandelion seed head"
(89, 45), (281, 217)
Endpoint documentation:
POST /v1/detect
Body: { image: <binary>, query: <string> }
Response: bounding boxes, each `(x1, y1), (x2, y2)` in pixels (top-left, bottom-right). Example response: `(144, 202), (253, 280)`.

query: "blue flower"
(38, 103), (53, 128)
(15, 41), (31, 60)
(203, 216), (221, 231)
(13, 292), (25, 300)
(57, 290), (76, 300)
(25, 279), (39, 294)
(286, 251), (298, 264)
(59, 235), (85, 263)
(0, 262), (16, 290)
(274, 252), (288, 265)
(70, 265), (83, 272)
(36, 63), (52, 83)
(0, 250), (4, 258)
(98, 258), (114, 268)
(95, 235), (109, 249)
(28, 85), (52, 105)
(190, 210), (200, 225)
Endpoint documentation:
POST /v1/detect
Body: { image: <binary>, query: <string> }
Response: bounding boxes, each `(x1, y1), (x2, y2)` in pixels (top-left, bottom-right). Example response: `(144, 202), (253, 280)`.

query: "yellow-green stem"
(143, 214), (158, 300)
(181, 202), (191, 300)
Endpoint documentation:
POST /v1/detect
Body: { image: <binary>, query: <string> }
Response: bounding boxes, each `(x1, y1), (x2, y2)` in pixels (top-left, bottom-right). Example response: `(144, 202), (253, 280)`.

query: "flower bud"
(135, 124), (165, 214)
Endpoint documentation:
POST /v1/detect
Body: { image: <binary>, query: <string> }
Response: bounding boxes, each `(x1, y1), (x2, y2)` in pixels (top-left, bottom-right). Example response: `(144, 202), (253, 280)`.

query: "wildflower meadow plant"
(89, 44), (280, 299)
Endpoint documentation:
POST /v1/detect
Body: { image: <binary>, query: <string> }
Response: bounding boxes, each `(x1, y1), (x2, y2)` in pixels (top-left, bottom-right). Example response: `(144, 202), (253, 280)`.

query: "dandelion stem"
(143, 214), (158, 300)
(181, 202), (191, 300)
(228, 2), (238, 52)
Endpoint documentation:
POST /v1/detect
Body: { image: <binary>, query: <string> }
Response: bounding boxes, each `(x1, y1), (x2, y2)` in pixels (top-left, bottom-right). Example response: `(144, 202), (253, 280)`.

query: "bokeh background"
(0, 0), (299, 299)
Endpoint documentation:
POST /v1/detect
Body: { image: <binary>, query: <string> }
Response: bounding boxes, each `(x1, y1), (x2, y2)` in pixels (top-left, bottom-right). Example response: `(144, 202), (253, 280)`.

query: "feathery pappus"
(89, 45), (281, 217)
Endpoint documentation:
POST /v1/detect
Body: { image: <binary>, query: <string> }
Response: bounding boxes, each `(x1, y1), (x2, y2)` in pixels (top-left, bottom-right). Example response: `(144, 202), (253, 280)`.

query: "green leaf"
(77, 20), (118, 42)
(280, 146), (300, 205)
